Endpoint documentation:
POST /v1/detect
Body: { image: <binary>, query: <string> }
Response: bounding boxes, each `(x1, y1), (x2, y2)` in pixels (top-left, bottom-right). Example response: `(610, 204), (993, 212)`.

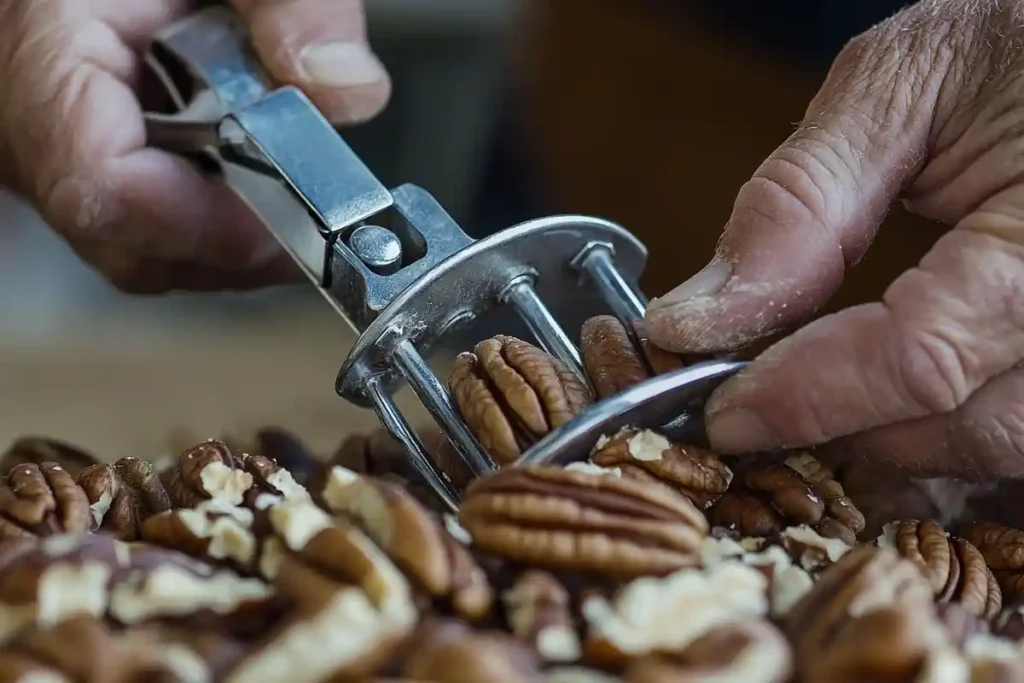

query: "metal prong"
(501, 276), (584, 374)
(365, 375), (460, 512)
(576, 244), (648, 322)
(390, 339), (498, 477)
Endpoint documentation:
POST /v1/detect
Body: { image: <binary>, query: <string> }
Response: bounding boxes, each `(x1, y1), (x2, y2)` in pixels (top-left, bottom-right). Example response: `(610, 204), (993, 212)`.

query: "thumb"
(644, 6), (951, 353)
(230, 0), (390, 125)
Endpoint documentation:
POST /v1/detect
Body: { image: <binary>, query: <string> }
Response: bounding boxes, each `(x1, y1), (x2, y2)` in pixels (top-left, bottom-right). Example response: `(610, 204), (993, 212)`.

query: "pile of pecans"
(3, 315), (1024, 681)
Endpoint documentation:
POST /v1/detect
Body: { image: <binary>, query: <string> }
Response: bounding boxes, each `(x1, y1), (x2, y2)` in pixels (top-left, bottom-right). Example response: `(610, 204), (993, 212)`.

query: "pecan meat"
(78, 457), (173, 541)
(589, 428), (732, 509)
(0, 437), (100, 480)
(503, 570), (580, 663)
(962, 522), (1024, 603)
(459, 466), (708, 579)
(448, 336), (592, 465)
(0, 463), (91, 540)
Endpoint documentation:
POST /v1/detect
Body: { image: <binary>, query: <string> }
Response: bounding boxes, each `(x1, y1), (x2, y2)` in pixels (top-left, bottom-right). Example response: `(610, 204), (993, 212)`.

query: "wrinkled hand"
(645, 0), (1024, 480)
(0, 0), (389, 293)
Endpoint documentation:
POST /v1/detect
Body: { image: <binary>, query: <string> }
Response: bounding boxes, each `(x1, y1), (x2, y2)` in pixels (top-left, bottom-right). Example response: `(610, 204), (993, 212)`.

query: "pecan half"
(503, 571), (580, 663)
(320, 466), (493, 620)
(580, 315), (651, 399)
(78, 457), (173, 541)
(582, 562), (770, 665)
(254, 427), (319, 486)
(624, 620), (792, 683)
(448, 336), (592, 465)
(784, 545), (936, 667)
(401, 619), (542, 683)
(0, 437), (100, 480)
(140, 499), (261, 572)
(459, 466), (707, 579)
(878, 520), (1001, 618)
(589, 428), (731, 509)
(0, 463), (91, 540)
(161, 440), (255, 508)
(782, 453), (864, 542)
(961, 522), (1024, 602)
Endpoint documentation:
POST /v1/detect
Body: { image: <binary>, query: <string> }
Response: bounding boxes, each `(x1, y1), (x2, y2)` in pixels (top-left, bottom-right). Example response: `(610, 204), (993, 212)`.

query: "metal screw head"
(348, 224), (403, 275)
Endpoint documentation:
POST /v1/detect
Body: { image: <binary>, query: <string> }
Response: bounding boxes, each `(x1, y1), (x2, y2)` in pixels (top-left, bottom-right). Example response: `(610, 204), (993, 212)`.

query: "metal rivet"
(348, 224), (403, 275)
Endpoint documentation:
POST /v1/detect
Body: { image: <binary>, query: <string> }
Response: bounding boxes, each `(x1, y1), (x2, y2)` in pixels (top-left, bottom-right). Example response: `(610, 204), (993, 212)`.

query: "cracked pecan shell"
(0, 463), (91, 540)
(589, 428), (732, 509)
(449, 336), (592, 465)
(458, 466), (708, 580)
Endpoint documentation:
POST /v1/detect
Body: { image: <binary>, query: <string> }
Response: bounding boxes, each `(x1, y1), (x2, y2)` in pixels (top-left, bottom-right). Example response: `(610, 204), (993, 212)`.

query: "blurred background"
(0, 0), (940, 461)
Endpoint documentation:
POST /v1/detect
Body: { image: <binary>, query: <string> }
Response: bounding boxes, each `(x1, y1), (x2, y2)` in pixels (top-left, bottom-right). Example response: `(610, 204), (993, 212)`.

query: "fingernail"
(706, 409), (778, 454)
(300, 42), (387, 87)
(652, 259), (732, 307)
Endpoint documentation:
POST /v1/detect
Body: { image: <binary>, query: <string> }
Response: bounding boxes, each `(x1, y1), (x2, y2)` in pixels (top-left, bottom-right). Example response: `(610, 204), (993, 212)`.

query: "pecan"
(709, 456), (863, 543)
(582, 562), (769, 665)
(0, 463), (91, 540)
(783, 545), (936, 667)
(503, 571), (580, 663)
(961, 522), (1024, 602)
(254, 427), (319, 485)
(459, 466), (707, 580)
(448, 336), (592, 465)
(225, 551), (416, 681)
(401, 619), (541, 683)
(320, 466), (493, 620)
(589, 428), (731, 509)
(161, 440), (254, 508)
(0, 616), (228, 683)
(878, 520), (1002, 618)
(78, 457), (173, 541)
(624, 620), (792, 683)
(782, 453), (864, 542)
(0, 437), (100, 479)
(140, 500), (261, 572)
(580, 315), (651, 399)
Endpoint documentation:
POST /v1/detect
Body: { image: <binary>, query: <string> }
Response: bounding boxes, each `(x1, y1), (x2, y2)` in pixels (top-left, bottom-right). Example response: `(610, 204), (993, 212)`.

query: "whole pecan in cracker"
(320, 466), (493, 620)
(624, 619), (792, 683)
(448, 336), (592, 465)
(878, 519), (1002, 619)
(0, 463), (91, 540)
(961, 522), (1024, 603)
(503, 570), (580, 663)
(78, 457), (173, 541)
(589, 428), (731, 509)
(458, 466), (707, 580)
(0, 437), (100, 480)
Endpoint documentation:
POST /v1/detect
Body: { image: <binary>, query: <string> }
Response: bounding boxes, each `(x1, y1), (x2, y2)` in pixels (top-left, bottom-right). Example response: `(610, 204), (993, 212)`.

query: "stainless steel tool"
(143, 7), (745, 513)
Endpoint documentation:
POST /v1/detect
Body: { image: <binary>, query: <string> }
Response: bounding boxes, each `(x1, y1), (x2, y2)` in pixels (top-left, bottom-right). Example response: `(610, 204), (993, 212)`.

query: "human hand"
(0, 0), (389, 293)
(644, 0), (1024, 480)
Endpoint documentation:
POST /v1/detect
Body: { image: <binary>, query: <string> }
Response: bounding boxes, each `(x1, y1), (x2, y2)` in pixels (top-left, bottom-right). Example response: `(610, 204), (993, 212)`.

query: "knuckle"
(898, 324), (975, 415)
(961, 406), (1024, 478)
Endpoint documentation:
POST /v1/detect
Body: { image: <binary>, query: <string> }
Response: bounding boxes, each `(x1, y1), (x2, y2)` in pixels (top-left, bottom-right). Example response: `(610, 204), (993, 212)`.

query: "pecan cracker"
(78, 457), (173, 541)
(459, 466), (708, 580)
(449, 336), (592, 465)
(878, 519), (1001, 619)
(0, 463), (91, 541)
(589, 428), (732, 509)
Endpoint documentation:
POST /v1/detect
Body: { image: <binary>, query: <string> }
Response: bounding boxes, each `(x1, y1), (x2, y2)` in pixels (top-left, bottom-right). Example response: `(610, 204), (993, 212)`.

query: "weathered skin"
(645, 0), (1024, 481)
(0, 0), (389, 293)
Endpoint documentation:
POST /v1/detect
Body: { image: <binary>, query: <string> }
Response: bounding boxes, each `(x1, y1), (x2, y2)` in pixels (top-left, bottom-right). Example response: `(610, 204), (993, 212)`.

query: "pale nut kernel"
(589, 428), (732, 509)
(459, 466), (708, 580)
(448, 336), (592, 465)
(503, 571), (580, 663)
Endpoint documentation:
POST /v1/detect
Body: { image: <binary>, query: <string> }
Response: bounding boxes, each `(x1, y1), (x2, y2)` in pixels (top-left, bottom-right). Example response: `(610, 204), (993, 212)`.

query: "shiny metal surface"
(515, 360), (747, 468)
(143, 6), (737, 511)
(349, 225), (404, 274)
